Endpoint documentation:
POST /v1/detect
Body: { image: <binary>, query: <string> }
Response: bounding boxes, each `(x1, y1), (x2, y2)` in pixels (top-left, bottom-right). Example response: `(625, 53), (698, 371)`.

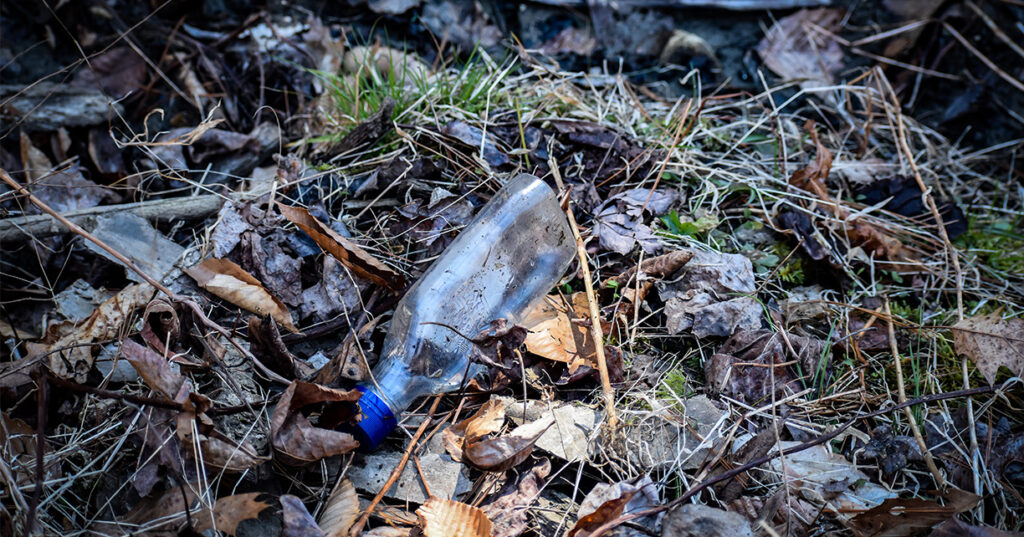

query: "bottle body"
(355, 173), (574, 448)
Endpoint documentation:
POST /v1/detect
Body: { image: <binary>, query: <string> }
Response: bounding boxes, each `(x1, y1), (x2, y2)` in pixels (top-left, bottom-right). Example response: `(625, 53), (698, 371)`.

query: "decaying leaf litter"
(1, 1), (1023, 536)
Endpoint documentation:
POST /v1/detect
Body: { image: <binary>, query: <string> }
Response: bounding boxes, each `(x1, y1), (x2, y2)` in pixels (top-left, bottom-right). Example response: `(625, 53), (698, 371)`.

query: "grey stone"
(54, 279), (113, 322)
(662, 504), (754, 537)
(500, 397), (598, 462)
(86, 213), (185, 282)
(348, 425), (471, 503)
(94, 344), (140, 384)
(624, 395), (727, 470)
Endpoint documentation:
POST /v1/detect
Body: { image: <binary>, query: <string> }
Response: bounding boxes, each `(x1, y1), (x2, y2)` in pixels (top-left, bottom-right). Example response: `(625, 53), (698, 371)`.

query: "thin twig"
(885, 300), (946, 488)
(348, 396), (442, 537)
(548, 158), (618, 431)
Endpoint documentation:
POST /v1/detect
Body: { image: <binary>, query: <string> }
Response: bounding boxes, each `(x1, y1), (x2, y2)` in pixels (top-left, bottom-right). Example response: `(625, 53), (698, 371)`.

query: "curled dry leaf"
(443, 399), (506, 462)
(92, 485), (198, 536)
(192, 492), (273, 536)
(270, 380), (361, 465)
(281, 495), (326, 537)
(277, 203), (404, 292)
(122, 339), (191, 402)
(29, 283), (155, 383)
(951, 313), (1024, 385)
(464, 415), (554, 472)
(185, 257), (299, 333)
(318, 479), (359, 537)
(416, 498), (492, 537)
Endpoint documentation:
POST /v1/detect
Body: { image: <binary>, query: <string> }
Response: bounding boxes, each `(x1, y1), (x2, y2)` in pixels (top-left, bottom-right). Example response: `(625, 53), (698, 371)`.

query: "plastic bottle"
(353, 173), (575, 449)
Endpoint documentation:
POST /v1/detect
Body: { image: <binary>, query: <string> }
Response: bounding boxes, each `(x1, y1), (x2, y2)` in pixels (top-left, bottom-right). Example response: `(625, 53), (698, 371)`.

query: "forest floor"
(1, 1), (1023, 536)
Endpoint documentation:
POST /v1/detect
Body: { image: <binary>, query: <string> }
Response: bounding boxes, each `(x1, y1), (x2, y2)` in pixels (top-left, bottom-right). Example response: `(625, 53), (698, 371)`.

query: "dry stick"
(588, 383), (1005, 537)
(548, 159), (618, 431)
(0, 169), (290, 386)
(876, 72), (980, 491)
(348, 395), (442, 537)
(26, 368), (48, 536)
(943, 21), (1024, 95)
(885, 300), (947, 488)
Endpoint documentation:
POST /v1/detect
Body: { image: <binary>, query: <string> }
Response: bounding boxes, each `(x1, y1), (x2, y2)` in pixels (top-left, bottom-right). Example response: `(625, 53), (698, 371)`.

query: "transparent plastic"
(354, 173), (574, 448)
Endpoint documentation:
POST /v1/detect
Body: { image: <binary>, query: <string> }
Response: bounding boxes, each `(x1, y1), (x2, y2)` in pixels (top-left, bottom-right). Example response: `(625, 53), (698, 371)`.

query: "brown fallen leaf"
(276, 203), (404, 292)
(567, 490), (637, 537)
(123, 339), (191, 402)
(464, 415), (553, 472)
(249, 316), (314, 380)
(318, 479), (359, 537)
(0, 413), (60, 486)
(185, 257), (298, 333)
(951, 312), (1024, 385)
(270, 380), (361, 465)
(176, 411), (268, 474)
(789, 122), (912, 262)
(442, 399), (506, 462)
(757, 8), (846, 91)
(71, 46), (147, 98)
(481, 458), (551, 537)
(570, 477), (660, 537)
(93, 485), (198, 536)
(193, 492), (273, 536)
(416, 498), (492, 537)
(521, 293), (595, 373)
(281, 495), (326, 537)
(929, 518), (1024, 537)
(29, 283), (155, 383)
(846, 490), (980, 537)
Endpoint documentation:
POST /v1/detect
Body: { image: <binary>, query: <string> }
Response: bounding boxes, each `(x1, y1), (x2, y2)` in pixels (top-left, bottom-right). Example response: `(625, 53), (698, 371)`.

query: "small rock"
(662, 504), (754, 537)
(499, 397), (598, 462)
(624, 395), (727, 470)
(348, 426), (471, 503)
(54, 279), (114, 322)
(93, 344), (140, 384)
(86, 212), (185, 282)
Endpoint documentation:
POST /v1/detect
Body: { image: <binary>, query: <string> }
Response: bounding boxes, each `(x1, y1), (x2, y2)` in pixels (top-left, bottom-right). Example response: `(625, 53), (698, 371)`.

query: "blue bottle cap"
(353, 384), (397, 451)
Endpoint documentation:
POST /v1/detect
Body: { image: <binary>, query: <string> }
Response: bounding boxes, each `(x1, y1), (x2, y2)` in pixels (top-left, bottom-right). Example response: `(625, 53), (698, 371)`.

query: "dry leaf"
(0, 413), (59, 486)
(123, 339), (191, 402)
(93, 485), (199, 536)
(281, 495), (326, 537)
(270, 380), (361, 465)
(521, 293), (595, 372)
(176, 412), (268, 473)
(464, 416), (554, 472)
(847, 490), (980, 537)
(249, 316), (313, 379)
(416, 498), (492, 537)
(319, 479), (359, 537)
(757, 8), (845, 91)
(442, 399), (506, 462)
(34, 283), (155, 382)
(951, 313), (1024, 384)
(185, 257), (298, 333)
(568, 491), (637, 537)
(193, 492), (273, 536)
(481, 458), (551, 537)
(277, 203), (404, 292)
(929, 518), (1024, 537)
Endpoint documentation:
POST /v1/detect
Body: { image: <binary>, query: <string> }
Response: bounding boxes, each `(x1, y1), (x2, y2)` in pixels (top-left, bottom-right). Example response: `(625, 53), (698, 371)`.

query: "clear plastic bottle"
(353, 173), (575, 449)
